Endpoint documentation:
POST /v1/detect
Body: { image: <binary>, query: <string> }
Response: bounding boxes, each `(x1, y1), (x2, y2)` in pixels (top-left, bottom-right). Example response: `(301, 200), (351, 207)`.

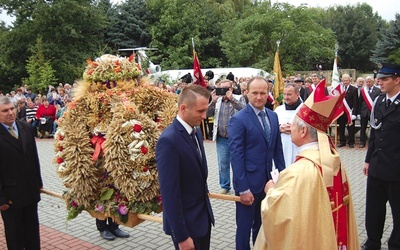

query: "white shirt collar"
(176, 115), (194, 135)
(386, 91), (400, 102)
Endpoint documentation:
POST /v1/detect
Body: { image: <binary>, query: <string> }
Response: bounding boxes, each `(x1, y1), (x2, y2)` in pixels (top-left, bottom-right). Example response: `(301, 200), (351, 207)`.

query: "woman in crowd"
(36, 96), (56, 138)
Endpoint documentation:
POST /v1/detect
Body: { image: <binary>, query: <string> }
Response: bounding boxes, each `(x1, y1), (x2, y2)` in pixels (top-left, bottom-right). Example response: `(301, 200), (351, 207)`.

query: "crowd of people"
(156, 63), (400, 250)
(0, 62), (399, 249)
(1, 83), (74, 138)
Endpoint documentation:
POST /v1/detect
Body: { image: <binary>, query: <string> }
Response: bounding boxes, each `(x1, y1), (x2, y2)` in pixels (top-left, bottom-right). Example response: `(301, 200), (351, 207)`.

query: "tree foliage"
(321, 3), (383, 71)
(22, 37), (58, 93)
(0, 0), (396, 90)
(105, 0), (153, 50)
(146, 0), (230, 69)
(220, 2), (336, 72)
(371, 14), (400, 65)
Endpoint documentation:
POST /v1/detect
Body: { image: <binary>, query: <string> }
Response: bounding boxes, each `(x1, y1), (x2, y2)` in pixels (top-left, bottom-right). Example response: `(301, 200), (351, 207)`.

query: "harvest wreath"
(53, 54), (177, 225)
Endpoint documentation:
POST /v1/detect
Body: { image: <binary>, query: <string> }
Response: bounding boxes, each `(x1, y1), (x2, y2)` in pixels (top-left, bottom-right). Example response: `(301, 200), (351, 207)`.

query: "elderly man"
(254, 79), (359, 249)
(0, 96), (43, 249)
(357, 76), (381, 148)
(337, 74), (358, 148)
(274, 83), (302, 167)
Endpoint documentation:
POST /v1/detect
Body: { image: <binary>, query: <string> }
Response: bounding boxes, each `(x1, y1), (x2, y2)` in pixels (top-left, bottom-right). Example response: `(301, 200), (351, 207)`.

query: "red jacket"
(35, 104), (56, 120)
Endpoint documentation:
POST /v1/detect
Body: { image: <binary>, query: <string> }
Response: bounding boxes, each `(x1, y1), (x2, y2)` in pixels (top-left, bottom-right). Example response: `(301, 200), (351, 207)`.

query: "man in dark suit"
(156, 84), (214, 250)
(228, 76), (285, 250)
(362, 63), (400, 250)
(0, 96), (43, 249)
(294, 78), (305, 102)
(337, 74), (359, 148)
(358, 76), (381, 148)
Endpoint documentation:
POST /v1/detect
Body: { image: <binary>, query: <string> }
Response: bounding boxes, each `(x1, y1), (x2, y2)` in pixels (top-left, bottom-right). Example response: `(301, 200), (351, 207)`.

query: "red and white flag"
(193, 50), (206, 88)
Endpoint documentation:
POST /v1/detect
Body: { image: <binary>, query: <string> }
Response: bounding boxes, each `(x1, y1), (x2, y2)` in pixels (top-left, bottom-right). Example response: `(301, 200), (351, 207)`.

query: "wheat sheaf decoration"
(54, 54), (177, 223)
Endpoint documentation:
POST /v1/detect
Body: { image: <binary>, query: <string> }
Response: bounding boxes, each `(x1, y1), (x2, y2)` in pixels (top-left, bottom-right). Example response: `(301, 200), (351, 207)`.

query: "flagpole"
(334, 42), (339, 146)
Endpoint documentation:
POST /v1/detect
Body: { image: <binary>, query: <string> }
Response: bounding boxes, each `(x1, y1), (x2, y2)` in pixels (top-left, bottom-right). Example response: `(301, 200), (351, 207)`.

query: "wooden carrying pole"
(40, 189), (240, 226)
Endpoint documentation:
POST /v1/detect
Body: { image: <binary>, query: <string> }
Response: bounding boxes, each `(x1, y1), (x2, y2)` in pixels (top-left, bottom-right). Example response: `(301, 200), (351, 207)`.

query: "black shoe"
(337, 143), (346, 147)
(360, 244), (379, 250)
(100, 229), (115, 240)
(349, 144), (354, 148)
(110, 228), (130, 238)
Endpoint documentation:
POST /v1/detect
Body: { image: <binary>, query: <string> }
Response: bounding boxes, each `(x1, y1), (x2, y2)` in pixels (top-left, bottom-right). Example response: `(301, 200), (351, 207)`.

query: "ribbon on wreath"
(91, 135), (106, 161)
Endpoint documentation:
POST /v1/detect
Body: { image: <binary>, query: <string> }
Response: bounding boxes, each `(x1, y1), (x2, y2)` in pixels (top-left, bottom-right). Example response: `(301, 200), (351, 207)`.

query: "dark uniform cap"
(227, 72), (235, 81)
(377, 63), (400, 78)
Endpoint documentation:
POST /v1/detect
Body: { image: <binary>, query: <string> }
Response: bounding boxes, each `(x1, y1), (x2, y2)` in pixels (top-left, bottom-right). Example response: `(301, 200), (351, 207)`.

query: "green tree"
(147, 0), (228, 69)
(0, 0), (111, 86)
(322, 3), (383, 71)
(105, 0), (153, 49)
(0, 19), (35, 90)
(371, 14), (400, 65)
(31, 0), (110, 83)
(220, 2), (336, 71)
(23, 38), (58, 93)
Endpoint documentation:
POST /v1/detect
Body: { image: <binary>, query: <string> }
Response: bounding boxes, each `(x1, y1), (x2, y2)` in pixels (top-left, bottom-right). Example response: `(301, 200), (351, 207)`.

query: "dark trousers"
(1, 203), (40, 250)
(360, 116), (369, 145)
(338, 115), (355, 145)
(172, 224), (211, 250)
(365, 176), (400, 249)
(96, 218), (119, 232)
(235, 192), (266, 250)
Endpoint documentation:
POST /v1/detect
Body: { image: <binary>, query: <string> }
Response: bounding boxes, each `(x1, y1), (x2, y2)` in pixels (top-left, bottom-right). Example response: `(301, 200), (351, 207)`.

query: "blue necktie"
(259, 111), (270, 142)
(190, 128), (202, 158)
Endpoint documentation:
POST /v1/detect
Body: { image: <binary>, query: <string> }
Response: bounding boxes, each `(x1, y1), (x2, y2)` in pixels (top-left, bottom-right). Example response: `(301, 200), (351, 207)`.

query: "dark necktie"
(386, 99), (392, 110)
(8, 126), (18, 139)
(190, 128), (202, 158)
(259, 111), (270, 142)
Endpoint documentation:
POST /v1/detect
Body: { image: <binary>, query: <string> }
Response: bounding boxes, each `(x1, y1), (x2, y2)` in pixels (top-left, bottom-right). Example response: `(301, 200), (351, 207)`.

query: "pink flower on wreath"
(95, 204), (104, 212)
(118, 203), (129, 215)
(70, 200), (78, 208)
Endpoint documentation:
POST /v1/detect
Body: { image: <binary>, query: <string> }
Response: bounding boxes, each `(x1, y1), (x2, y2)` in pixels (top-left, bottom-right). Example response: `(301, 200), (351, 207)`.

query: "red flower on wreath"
(143, 166), (148, 172)
(57, 158), (64, 164)
(58, 146), (63, 151)
(133, 124), (142, 133)
(70, 200), (78, 207)
(59, 135), (64, 141)
(141, 146), (148, 154)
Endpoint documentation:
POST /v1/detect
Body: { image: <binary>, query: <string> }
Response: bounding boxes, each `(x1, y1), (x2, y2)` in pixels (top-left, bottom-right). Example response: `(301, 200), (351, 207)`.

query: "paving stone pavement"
(0, 138), (393, 249)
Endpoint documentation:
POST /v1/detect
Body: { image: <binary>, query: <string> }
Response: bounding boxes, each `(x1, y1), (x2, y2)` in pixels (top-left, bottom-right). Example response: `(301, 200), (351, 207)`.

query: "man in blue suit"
(229, 76), (285, 250)
(156, 84), (214, 250)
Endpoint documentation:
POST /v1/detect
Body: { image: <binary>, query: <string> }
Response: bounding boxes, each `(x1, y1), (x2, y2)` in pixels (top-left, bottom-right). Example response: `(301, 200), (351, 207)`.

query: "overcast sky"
(1, 0), (398, 26)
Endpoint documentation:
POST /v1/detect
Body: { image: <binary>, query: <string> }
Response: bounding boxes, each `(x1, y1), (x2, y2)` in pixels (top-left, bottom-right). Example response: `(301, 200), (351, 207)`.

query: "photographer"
(207, 80), (246, 194)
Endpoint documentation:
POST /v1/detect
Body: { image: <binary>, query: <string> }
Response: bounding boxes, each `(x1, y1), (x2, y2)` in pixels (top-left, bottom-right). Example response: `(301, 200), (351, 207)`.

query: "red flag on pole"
(193, 50), (207, 88)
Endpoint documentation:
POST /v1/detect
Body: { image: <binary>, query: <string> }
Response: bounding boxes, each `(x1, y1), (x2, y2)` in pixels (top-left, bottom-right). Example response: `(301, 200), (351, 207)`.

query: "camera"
(216, 87), (230, 96)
